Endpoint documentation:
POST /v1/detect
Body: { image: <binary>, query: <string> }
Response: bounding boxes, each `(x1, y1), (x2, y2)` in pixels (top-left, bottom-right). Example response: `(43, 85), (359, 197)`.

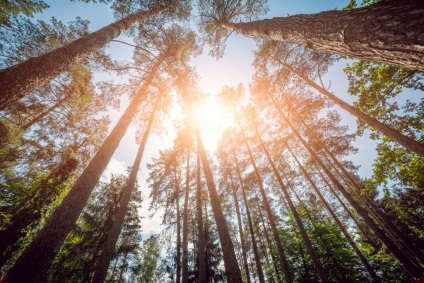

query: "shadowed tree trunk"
(252, 123), (329, 283)
(278, 109), (423, 278)
(175, 168), (182, 283)
(233, 149), (265, 283)
(229, 175), (251, 283)
(196, 150), (206, 283)
(278, 62), (424, 157)
(2, 53), (167, 283)
(237, 121), (293, 283)
(0, 3), (175, 110)
(288, 148), (382, 283)
(195, 126), (243, 283)
(220, 0), (424, 71)
(182, 148), (190, 283)
(91, 103), (157, 283)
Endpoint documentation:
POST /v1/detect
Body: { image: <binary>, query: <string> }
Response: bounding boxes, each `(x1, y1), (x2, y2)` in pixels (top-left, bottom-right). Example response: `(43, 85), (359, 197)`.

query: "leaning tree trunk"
(0, 3), (174, 110)
(288, 148), (382, 283)
(233, 150), (266, 283)
(195, 126), (243, 283)
(91, 104), (157, 283)
(182, 149), (190, 283)
(229, 175), (251, 283)
(196, 150), (207, 283)
(279, 110), (423, 278)
(252, 124), (329, 283)
(221, 0), (424, 71)
(277, 62), (424, 157)
(237, 122), (293, 283)
(2, 53), (167, 283)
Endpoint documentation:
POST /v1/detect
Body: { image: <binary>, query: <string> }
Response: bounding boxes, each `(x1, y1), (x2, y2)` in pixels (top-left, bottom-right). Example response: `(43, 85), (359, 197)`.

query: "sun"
(194, 96), (234, 151)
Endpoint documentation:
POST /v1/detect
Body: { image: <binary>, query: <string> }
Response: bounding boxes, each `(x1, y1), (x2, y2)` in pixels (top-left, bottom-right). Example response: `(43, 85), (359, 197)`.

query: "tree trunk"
(229, 175), (251, 283)
(196, 150), (206, 283)
(182, 149), (190, 283)
(175, 168), (182, 283)
(195, 126), (243, 283)
(280, 111), (423, 278)
(0, 3), (174, 110)
(288, 148), (382, 283)
(279, 62), (424, 157)
(91, 104), (157, 283)
(21, 97), (68, 130)
(233, 150), (266, 283)
(237, 122), (293, 283)
(2, 54), (166, 283)
(221, 0), (424, 71)
(252, 124), (329, 283)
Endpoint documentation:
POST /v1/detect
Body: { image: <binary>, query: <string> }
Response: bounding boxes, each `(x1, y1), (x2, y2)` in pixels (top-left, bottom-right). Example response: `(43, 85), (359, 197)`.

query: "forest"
(0, 0), (423, 282)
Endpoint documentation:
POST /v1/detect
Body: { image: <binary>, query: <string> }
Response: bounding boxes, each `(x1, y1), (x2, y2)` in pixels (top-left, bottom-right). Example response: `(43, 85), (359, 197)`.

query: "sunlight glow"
(194, 96), (235, 152)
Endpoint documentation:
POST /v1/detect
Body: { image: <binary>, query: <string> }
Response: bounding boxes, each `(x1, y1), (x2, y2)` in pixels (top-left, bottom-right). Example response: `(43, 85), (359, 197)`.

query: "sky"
(34, 0), (378, 238)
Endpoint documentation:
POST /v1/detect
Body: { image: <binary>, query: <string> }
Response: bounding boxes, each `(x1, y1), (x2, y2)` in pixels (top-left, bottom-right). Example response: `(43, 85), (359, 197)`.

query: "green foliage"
(0, 0), (48, 27)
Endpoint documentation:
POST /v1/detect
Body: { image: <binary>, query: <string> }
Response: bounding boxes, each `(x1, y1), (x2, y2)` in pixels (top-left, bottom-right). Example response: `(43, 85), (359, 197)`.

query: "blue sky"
(34, 0), (379, 237)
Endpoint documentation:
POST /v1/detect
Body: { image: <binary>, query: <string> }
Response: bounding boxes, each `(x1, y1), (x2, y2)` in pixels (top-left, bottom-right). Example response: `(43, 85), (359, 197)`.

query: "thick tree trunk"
(2, 54), (166, 283)
(229, 176), (251, 283)
(252, 125), (329, 283)
(221, 0), (424, 71)
(288, 149), (382, 283)
(0, 3), (174, 110)
(91, 104), (157, 283)
(182, 149), (190, 283)
(280, 112), (423, 278)
(233, 151), (266, 283)
(238, 123), (293, 283)
(196, 150), (206, 283)
(279, 62), (424, 157)
(195, 127), (242, 283)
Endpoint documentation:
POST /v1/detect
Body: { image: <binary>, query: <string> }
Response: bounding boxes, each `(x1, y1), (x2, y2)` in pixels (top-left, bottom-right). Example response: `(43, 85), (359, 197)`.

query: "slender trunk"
(175, 168), (182, 283)
(229, 175), (251, 283)
(256, 194), (282, 283)
(118, 251), (129, 282)
(233, 150), (265, 283)
(237, 122), (293, 283)
(21, 97), (67, 130)
(279, 62), (424, 157)
(2, 53), (167, 283)
(0, 3), (174, 110)
(288, 148), (382, 283)
(195, 126), (243, 283)
(182, 149), (190, 283)
(280, 112), (423, 278)
(311, 134), (424, 262)
(91, 104), (157, 283)
(196, 150), (206, 283)
(317, 170), (381, 251)
(221, 0), (424, 71)
(252, 124), (329, 283)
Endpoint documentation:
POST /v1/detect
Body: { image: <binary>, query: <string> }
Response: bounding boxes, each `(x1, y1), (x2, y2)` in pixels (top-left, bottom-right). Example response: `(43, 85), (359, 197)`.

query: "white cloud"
(101, 158), (127, 182)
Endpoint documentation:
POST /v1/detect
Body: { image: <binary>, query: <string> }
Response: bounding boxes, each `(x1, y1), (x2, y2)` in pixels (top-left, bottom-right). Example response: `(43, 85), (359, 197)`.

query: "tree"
(0, 1), (175, 110)
(0, 0), (48, 26)
(212, 0), (424, 71)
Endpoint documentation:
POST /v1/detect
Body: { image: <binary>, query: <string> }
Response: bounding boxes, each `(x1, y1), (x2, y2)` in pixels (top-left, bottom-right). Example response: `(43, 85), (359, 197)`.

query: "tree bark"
(0, 3), (174, 110)
(229, 175), (251, 283)
(252, 124), (329, 283)
(233, 150), (266, 283)
(196, 150), (206, 283)
(175, 168), (182, 283)
(195, 126), (243, 283)
(237, 121), (293, 283)
(221, 0), (424, 71)
(288, 148), (382, 283)
(182, 148), (190, 283)
(91, 104), (157, 283)
(2, 53), (166, 283)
